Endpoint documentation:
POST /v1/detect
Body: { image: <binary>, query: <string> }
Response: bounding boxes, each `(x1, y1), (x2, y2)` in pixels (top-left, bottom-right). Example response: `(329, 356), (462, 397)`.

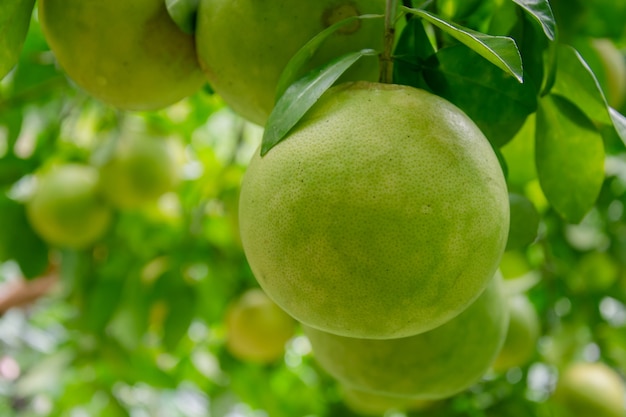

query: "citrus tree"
(1, 0), (626, 416)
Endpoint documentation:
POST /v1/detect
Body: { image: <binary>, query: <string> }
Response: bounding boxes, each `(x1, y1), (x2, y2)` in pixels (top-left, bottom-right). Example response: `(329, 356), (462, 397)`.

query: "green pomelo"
(225, 288), (296, 364)
(492, 293), (540, 372)
(195, 0), (385, 125)
(239, 82), (510, 339)
(99, 135), (180, 210)
(26, 164), (112, 249)
(38, 0), (205, 110)
(552, 362), (625, 417)
(303, 274), (508, 399)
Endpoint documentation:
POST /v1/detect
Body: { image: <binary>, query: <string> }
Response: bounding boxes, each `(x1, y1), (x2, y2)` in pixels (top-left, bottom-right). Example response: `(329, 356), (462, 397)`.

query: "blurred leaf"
(83, 278), (125, 333)
(403, 7), (524, 82)
(261, 48), (378, 156)
(501, 114), (537, 188)
(507, 192), (540, 250)
(163, 285), (197, 351)
(165, 0), (199, 35)
(0, 0), (35, 79)
(511, 0), (556, 40)
(422, 44), (536, 147)
(0, 194), (48, 278)
(536, 94), (604, 223)
(275, 13), (383, 101)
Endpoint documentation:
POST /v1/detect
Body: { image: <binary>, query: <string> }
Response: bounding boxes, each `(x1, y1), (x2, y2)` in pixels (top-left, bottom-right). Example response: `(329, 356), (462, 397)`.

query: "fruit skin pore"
(195, 0), (385, 125)
(239, 82), (510, 339)
(303, 274), (508, 399)
(38, 0), (205, 110)
(26, 164), (112, 249)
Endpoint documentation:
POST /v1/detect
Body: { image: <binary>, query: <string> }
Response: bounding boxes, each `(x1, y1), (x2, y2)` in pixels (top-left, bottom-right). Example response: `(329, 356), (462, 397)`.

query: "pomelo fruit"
(26, 164), (112, 249)
(98, 135), (180, 210)
(225, 288), (296, 363)
(195, 0), (385, 125)
(38, 0), (205, 110)
(303, 274), (508, 399)
(239, 82), (509, 339)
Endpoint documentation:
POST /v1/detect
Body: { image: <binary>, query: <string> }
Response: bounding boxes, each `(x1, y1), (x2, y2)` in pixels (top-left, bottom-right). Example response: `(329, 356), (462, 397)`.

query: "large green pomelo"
(26, 164), (112, 249)
(195, 0), (385, 125)
(303, 274), (508, 399)
(38, 0), (205, 110)
(239, 82), (509, 339)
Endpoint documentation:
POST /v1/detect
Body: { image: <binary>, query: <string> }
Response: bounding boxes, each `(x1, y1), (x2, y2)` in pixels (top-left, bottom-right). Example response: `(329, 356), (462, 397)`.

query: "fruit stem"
(379, 0), (397, 84)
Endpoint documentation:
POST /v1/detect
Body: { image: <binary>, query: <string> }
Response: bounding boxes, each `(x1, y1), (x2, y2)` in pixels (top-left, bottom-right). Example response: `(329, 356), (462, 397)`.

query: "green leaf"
(550, 44), (626, 145)
(510, 0), (556, 40)
(535, 95), (604, 223)
(422, 45), (536, 147)
(163, 285), (196, 351)
(165, 0), (199, 35)
(275, 13), (383, 101)
(0, 0), (35, 79)
(393, 17), (435, 89)
(261, 49), (378, 156)
(403, 7), (524, 82)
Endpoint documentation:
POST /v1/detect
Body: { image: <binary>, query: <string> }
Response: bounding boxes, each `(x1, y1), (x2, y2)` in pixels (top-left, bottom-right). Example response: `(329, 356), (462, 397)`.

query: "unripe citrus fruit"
(552, 362), (625, 417)
(26, 164), (112, 249)
(492, 293), (540, 372)
(239, 82), (509, 339)
(38, 0), (205, 110)
(195, 0), (385, 125)
(304, 274), (508, 399)
(99, 135), (180, 210)
(225, 288), (296, 363)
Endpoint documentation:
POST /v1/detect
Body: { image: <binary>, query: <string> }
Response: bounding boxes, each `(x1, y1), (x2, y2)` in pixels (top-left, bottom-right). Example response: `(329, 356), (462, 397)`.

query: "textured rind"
(239, 82), (510, 339)
(303, 274), (508, 399)
(195, 0), (385, 125)
(39, 0), (204, 110)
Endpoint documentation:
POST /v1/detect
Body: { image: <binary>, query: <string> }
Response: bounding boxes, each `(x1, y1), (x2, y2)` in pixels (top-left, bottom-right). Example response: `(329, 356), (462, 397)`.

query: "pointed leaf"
(551, 44), (626, 145)
(535, 95), (604, 223)
(165, 0), (199, 35)
(275, 13), (383, 101)
(609, 107), (626, 146)
(262, 49), (378, 156)
(511, 0), (556, 40)
(551, 45), (609, 123)
(0, 0), (35, 79)
(403, 7), (524, 82)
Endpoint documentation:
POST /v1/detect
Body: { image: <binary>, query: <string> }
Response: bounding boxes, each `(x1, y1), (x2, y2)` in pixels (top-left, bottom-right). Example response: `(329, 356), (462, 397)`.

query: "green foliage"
(1, 1), (626, 416)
